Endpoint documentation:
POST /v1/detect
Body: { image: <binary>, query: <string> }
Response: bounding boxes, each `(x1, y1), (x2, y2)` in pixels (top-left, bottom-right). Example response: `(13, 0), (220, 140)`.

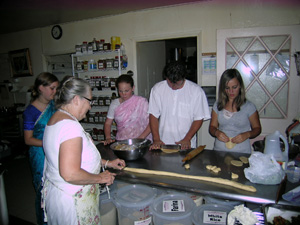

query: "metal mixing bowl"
(110, 138), (152, 161)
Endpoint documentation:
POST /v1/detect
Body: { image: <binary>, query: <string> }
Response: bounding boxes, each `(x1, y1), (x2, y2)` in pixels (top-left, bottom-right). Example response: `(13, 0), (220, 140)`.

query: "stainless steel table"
(97, 144), (299, 206)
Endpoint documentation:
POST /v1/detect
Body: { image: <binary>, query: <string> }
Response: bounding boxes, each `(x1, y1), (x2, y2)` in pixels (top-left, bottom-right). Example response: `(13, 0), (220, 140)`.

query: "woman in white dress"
(42, 77), (125, 225)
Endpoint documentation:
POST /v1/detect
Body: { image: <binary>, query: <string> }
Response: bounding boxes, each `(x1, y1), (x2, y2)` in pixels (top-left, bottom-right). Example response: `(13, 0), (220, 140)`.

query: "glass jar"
(81, 41), (88, 54)
(76, 60), (83, 71)
(75, 44), (82, 54)
(97, 39), (105, 51)
(83, 61), (88, 71)
(113, 56), (119, 69)
(89, 113), (95, 123)
(98, 58), (106, 69)
(103, 43), (111, 51)
(110, 79), (116, 91)
(104, 96), (111, 106)
(98, 96), (104, 106)
(94, 112), (100, 123)
(87, 42), (93, 54)
(106, 58), (113, 69)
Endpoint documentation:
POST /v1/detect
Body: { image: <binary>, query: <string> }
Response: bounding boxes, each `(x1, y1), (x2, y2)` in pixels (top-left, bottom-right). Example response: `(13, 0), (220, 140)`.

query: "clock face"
(51, 25), (62, 40)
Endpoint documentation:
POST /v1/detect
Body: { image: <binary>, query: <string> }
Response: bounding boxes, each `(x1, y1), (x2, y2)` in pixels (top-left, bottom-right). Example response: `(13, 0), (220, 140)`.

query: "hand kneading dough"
(231, 160), (243, 167)
(123, 167), (256, 192)
(226, 138), (236, 149)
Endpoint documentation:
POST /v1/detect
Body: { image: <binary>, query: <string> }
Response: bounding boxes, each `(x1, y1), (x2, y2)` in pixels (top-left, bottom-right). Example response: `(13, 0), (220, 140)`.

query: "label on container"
(162, 200), (185, 213)
(203, 210), (227, 224)
(134, 217), (151, 225)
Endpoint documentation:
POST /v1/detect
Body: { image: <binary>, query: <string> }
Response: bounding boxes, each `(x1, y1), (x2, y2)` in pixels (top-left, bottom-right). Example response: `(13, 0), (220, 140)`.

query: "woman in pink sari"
(104, 75), (152, 144)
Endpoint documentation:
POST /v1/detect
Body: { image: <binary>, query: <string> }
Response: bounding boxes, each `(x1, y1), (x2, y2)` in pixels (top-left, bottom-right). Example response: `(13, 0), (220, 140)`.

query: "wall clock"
(51, 25), (63, 40)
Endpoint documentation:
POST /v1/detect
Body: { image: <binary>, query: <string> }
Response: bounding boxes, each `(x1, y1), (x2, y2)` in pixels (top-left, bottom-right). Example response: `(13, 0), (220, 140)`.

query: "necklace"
(58, 109), (78, 122)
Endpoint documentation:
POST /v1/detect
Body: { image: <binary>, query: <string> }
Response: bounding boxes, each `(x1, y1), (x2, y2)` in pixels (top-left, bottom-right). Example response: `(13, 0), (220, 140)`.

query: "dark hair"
(116, 74), (134, 88)
(217, 68), (246, 111)
(54, 77), (91, 109)
(163, 61), (186, 83)
(31, 72), (58, 101)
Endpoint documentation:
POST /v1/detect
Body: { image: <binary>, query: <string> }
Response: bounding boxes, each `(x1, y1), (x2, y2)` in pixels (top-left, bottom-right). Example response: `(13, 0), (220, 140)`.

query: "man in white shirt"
(148, 61), (211, 150)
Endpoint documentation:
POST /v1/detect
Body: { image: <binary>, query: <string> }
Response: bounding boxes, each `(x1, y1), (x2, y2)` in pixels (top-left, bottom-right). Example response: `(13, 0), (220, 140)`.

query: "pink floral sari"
(114, 95), (152, 140)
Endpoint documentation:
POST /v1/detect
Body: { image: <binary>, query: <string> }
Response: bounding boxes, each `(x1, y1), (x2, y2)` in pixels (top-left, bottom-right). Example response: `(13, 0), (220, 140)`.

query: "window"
(225, 35), (291, 119)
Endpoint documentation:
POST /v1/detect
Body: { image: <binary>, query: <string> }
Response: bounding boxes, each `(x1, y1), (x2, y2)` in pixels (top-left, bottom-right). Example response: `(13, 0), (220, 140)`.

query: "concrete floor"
(2, 153), (36, 225)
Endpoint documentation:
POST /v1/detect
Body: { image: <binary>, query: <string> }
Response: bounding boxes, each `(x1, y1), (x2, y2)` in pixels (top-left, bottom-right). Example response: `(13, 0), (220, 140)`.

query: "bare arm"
(24, 130), (43, 147)
(137, 124), (151, 139)
(209, 110), (230, 143)
(176, 119), (203, 149)
(104, 117), (115, 145)
(149, 114), (164, 149)
(59, 137), (115, 185)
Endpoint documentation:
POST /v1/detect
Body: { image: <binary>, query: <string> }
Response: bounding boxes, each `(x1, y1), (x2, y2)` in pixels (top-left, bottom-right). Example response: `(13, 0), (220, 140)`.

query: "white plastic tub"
(113, 184), (156, 225)
(192, 204), (234, 225)
(150, 193), (196, 225)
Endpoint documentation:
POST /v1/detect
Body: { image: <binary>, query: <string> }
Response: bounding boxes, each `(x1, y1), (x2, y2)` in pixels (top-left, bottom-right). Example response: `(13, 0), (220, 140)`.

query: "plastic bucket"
(150, 193), (196, 225)
(113, 184), (156, 225)
(204, 196), (242, 207)
(99, 190), (117, 225)
(192, 204), (234, 225)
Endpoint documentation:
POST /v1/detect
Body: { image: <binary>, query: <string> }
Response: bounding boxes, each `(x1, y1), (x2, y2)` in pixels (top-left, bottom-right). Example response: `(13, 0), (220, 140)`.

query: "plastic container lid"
(192, 204), (234, 225)
(113, 184), (156, 208)
(150, 193), (196, 221)
(204, 195), (242, 207)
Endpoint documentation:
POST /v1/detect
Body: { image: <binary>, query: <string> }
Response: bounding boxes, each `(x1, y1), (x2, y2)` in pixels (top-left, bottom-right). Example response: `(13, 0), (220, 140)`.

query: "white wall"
(0, 0), (299, 147)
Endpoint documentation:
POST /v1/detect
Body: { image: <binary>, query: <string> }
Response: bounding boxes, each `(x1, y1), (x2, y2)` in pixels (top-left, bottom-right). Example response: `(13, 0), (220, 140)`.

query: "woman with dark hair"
(23, 72), (59, 225)
(104, 74), (152, 144)
(42, 77), (125, 224)
(209, 68), (261, 153)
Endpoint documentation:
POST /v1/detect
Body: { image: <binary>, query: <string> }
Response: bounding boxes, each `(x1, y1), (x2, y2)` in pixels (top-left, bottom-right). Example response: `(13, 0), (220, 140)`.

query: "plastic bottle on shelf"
(92, 38), (97, 52)
(122, 55), (128, 68)
(88, 59), (97, 71)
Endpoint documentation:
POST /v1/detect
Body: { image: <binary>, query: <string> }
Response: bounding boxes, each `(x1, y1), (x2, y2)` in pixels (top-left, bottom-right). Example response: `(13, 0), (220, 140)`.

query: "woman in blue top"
(23, 72), (59, 225)
(209, 69), (261, 153)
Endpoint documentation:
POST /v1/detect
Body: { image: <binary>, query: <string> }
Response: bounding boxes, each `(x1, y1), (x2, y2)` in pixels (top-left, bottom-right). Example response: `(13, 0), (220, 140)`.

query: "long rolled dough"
(123, 167), (256, 193)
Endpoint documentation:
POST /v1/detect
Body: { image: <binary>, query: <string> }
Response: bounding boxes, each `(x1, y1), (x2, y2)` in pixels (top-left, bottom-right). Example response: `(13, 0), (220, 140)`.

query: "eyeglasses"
(81, 96), (94, 106)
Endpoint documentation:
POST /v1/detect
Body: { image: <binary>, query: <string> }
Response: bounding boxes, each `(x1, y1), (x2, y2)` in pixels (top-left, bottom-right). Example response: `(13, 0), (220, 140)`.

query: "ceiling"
(0, 0), (205, 35)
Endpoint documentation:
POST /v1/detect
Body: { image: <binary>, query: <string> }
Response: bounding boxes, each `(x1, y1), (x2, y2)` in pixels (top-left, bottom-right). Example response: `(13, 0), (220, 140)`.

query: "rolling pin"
(182, 145), (206, 162)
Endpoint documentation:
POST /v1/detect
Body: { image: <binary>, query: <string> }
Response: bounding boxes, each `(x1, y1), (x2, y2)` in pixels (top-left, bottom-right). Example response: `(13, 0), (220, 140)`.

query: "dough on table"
(239, 156), (249, 164)
(184, 164), (190, 169)
(123, 167), (256, 192)
(230, 160), (243, 167)
(231, 172), (239, 179)
(226, 138), (236, 149)
(206, 165), (221, 173)
(161, 149), (180, 153)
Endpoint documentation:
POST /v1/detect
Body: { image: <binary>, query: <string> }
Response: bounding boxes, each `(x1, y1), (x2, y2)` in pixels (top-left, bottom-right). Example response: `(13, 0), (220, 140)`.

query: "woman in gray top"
(209, 69), (261, 153)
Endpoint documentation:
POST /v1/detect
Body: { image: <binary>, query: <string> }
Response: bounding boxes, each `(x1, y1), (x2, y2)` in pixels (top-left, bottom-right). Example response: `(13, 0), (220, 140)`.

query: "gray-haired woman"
(42, 77), (125, 224)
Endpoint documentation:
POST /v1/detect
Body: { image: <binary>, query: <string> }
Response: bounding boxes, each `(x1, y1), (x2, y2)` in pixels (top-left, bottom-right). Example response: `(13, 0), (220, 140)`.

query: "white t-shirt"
(148, 79), (211, 148)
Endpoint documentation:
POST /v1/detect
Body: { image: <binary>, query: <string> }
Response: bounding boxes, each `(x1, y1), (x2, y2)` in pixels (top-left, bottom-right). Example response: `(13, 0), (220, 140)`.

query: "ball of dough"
(184, 164), (190, 170)
(230, 160), (243, 167)
(226, 138), (236, 149)
(239, 156), (249, 164)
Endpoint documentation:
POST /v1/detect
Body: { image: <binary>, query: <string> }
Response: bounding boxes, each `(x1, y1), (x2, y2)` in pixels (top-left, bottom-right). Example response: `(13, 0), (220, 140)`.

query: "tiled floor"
(2, 152), (36, 225)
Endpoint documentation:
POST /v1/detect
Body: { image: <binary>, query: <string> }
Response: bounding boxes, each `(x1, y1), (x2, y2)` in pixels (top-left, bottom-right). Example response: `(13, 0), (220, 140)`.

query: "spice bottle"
(113, 56), (119, 69)
(98, 39), (105, 51)
(82, 42), (88, 54)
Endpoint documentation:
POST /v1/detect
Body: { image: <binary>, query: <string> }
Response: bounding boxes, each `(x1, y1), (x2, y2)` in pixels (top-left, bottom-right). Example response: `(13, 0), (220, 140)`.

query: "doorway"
(136, 37), (197, 99)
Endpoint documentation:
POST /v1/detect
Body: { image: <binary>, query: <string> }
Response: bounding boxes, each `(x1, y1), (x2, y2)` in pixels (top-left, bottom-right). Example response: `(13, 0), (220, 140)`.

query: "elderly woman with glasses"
(42, 77), (125, 224)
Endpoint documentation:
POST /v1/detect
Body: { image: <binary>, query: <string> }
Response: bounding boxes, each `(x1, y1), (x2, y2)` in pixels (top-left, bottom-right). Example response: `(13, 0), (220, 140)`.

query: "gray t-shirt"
(212, 100), (257, 153)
